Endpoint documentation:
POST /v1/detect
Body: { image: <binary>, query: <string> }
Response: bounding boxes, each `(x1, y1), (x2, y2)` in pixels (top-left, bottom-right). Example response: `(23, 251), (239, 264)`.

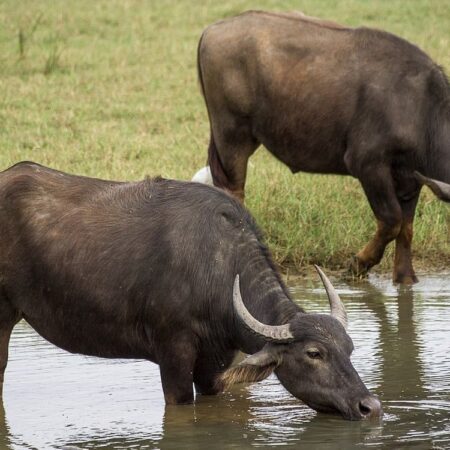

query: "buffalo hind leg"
(393, 178), (421, 284)
(350, 165), (402, 277)
(393, 218), (417, 284)
(0, 299), (20, 395)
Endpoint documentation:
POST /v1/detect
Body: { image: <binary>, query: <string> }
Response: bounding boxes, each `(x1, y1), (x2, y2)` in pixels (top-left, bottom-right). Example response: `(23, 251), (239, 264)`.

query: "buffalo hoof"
(393, 272), (419, 284)
(347, 256), (370, 279)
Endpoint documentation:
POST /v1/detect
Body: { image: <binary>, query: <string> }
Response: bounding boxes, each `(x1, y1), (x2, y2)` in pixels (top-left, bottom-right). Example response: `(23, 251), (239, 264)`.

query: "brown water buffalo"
(195, 10), (450, 284)
(0, 161), (381, 419)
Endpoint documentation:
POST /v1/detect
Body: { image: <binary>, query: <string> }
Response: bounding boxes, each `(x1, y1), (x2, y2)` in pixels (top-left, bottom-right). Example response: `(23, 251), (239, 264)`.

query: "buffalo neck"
(232, 245), (302, 354)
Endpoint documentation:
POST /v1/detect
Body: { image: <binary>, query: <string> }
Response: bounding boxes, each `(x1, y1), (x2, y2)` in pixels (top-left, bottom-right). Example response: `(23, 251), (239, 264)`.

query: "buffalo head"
(222, 267), (382, 420)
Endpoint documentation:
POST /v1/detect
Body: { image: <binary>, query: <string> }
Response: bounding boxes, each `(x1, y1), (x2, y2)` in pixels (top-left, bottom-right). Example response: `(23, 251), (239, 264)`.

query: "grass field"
(0, 0), (448, 274)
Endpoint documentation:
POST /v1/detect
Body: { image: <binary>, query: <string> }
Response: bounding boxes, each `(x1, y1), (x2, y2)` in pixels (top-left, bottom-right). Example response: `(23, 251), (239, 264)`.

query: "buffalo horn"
(314, 265), (348, 330)
(414, 171), (450, 203)
(233, 275), (294, 343)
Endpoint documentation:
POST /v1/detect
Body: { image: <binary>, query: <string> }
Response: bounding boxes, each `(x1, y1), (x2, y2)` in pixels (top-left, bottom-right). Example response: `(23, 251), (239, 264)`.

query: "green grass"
(0, 0), (448, 273)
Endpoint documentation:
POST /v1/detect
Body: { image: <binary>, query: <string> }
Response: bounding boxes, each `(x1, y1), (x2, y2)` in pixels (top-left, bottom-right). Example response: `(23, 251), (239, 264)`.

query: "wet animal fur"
(219, 361), (279, 390)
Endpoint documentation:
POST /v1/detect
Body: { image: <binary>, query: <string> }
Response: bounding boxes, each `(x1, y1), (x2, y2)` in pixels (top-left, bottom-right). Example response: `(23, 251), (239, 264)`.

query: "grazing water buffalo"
(0, 162), (381, 419)
(195, 10), (450, 284)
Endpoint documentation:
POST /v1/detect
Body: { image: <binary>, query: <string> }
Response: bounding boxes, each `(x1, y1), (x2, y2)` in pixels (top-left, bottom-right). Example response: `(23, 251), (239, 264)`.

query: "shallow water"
(2, 273), (450, 449)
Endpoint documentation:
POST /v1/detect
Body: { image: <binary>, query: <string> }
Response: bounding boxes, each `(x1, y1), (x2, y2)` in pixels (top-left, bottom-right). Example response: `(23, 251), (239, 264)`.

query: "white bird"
(192, 166), (213, 185)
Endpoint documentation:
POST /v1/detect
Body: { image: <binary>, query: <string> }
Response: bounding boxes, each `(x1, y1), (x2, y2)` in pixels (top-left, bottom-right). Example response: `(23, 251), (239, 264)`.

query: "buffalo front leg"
(208, 112), (259, 203)
(193, 350), (237, 396)
(349, 165), (402, 277)
(158, 335), (198, 405)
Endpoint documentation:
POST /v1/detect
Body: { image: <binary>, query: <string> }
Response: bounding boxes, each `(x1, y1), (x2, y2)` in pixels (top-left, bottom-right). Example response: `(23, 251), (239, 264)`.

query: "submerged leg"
(0, 299), (20, 395)
(193, 350), (237, 396)
(158, 335), (198, 405)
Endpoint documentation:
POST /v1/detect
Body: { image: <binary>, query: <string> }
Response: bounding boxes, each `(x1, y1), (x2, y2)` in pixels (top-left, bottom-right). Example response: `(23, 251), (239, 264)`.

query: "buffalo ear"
(220, 347), (281, 389)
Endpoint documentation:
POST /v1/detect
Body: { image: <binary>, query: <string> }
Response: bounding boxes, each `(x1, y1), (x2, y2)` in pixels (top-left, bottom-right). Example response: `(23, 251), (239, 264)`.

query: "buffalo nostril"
(359, 401), (371, 416)
(358, 396), (382, 418)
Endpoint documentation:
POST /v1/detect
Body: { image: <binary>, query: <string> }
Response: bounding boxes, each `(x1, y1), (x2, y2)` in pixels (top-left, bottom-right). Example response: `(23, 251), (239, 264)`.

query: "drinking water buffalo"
(0, 162), (381, 420)
(195, 10), (450, 284)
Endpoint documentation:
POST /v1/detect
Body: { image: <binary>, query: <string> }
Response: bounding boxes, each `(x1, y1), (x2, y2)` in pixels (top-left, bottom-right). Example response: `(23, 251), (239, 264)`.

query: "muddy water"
(2, 274), (449, 449)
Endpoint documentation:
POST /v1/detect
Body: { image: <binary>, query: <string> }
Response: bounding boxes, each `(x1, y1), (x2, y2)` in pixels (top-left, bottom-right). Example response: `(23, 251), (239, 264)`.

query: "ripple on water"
(2, 273), (450, 449)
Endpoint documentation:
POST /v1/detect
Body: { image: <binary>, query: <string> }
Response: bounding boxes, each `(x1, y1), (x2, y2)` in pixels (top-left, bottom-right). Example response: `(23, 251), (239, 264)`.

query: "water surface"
(2, 273), (449, 449)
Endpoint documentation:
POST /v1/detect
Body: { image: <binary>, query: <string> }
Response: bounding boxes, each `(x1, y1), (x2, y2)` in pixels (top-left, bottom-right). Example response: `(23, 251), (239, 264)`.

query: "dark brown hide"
(0, 162), (379, 419)
(198, 10), (450, 283)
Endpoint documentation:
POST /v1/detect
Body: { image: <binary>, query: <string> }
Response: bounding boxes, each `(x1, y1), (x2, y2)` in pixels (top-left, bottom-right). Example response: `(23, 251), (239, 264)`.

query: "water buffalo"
(0, 161), (381, 419)
(195, 10), (450, 284)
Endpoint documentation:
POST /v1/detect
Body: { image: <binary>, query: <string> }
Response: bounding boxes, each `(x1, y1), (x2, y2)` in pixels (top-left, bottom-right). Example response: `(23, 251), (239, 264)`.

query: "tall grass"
(0, 0), (448, 273)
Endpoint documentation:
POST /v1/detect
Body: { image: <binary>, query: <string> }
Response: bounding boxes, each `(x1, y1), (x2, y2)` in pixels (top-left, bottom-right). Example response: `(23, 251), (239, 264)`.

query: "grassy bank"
(0, 0), (448, 273)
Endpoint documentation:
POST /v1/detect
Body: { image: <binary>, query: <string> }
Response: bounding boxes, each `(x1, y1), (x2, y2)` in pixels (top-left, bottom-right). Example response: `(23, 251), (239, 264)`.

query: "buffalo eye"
(306, 349), (322, 359)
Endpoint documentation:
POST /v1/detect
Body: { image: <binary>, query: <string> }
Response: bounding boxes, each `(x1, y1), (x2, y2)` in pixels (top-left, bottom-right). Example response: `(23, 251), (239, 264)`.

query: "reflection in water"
(381, 285), (425, 399)
(1, 274), (449, 449)
(348, 281), (433, 447)
(0, 403), (12, 450)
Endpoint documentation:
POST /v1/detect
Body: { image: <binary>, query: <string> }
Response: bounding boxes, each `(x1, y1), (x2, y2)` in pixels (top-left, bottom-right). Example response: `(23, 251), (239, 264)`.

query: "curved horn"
(314, 265), (348, 330)
(414, 171), (450, 203)
(233, 275), (294, 343)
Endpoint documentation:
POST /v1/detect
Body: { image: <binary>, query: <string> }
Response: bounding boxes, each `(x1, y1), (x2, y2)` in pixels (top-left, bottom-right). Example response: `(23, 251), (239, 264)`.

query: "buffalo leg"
(393, 218), (417, 284)
(0, 300), (20, 395)
(193, 350), (237, 395)
(350, 165), (402, 276)
(158, 337), (197, 405)
(208, 114), (259, 202)
(393, 179), (421, 284)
